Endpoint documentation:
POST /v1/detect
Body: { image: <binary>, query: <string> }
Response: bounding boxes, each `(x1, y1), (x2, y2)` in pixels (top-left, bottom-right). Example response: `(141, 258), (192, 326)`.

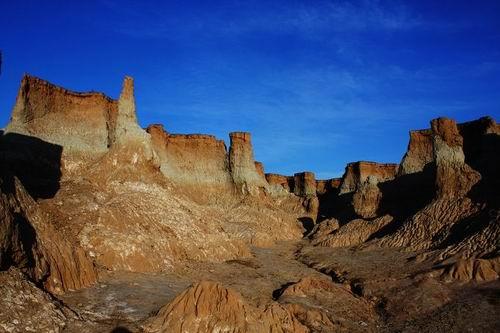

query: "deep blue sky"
(1, 1), (499, 178)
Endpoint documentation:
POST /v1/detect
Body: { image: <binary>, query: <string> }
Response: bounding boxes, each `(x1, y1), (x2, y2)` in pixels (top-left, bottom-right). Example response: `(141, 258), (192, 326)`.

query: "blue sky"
(1, 1), (499, 178)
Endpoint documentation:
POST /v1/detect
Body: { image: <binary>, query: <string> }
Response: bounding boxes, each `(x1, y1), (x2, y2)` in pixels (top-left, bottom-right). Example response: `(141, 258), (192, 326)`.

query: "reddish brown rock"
(229, 132), (268, 194)
(143, 281), (307, 333)
(352, 175), (382, 218)
(147, 125), (232, 189)
(277, 276), (379, 332)
(432, 117), (481, 199)
(398, 129), (434, 175)
(0, 175), (97, 294)
(339, 161), (398, 194)
(6, 75), (118, 155)
(265, 173), (293, 195)
(315, 215), (393, 248)
(316, 178), (341, 196)
(254, 161), (265, 178)
(293, 172), (316, 197)
(439, 256), (500, 282)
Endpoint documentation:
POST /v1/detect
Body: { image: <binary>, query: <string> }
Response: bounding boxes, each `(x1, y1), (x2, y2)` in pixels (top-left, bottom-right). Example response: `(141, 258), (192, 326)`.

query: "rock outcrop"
(314, 215), (393, 248)
(6, 75), (117, 155)
(265, 173), (293, 196)
(0, 268), (70, 333)
(0, 172), (97, 294)
(339, 161), (398, 194)
(293, 172), (317, 197)
(316, 178), (341, 196)
(147, 124), (232, 190)
(352, 175), (382, 219)
(398, 129), (434, 175)
(432, 117), (481, 199)
(254, 161), (265, 178)
(143, 281), (308, 333)
(229, 132), (269, 194)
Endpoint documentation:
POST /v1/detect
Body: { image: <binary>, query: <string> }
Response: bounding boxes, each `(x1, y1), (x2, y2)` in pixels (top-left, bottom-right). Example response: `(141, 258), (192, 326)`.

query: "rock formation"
(254, 161), (265, 178)
(1, 74), (498, 332)
(316, 178), (341, 196)
(352, 175), (382, 218)
(147, 124), (232, 190)
(143, 281), (308, 333)
(339, 161), (398, 194)
(398, 129), (434, 175)
(265, 173), (293, 196)
(0, 268), (70, 333)
(229, 132), (268, 194)
(6, 75), (117, 155)
(432, 117), (481, 198)
(0, 169), (97, 294)
(293, 172), (316, 197)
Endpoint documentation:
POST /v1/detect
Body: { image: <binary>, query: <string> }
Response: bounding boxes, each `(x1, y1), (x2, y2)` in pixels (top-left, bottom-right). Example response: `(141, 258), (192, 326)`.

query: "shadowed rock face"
(0, 171), (97, 294)
(316, 178), (341, 196)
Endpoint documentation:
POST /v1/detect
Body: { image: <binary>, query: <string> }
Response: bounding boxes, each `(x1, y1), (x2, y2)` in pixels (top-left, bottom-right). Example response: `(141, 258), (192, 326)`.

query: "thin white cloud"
(97, 0), (424, 39)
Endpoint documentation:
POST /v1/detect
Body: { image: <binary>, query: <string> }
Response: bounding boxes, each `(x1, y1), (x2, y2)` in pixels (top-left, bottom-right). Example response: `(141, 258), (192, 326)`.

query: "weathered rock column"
(229, 132), (268, 194)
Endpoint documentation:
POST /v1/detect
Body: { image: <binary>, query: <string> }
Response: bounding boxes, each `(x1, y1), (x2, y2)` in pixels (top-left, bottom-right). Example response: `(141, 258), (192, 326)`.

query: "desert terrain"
(1, 75), (499, 332)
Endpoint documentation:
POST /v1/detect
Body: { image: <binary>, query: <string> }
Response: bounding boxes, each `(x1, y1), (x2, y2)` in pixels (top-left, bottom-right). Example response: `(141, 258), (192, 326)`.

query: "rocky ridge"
(0, 75), (499, 332)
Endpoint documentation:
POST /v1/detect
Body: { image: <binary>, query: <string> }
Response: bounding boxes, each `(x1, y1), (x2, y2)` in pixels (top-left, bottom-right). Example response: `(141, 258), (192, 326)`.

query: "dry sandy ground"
(59, 241), (500, 332)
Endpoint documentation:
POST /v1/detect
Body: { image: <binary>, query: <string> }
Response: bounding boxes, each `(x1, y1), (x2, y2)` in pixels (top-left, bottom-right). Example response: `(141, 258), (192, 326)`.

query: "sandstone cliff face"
(398, 129), (434, 175)
(229, 132), (269, 194)
(316, 178), (341, 196)
(293, 172), (317, 197)
(265, 174), (293, 196)
(5, 75), (156, 176)
(432, 117), (481, 199)
(147, 124), (232, 189)
(6, 75), (117, 155)
(352, 175), (382, 219)
(254, 161), (265, 178)
(339, 161), (398, 194)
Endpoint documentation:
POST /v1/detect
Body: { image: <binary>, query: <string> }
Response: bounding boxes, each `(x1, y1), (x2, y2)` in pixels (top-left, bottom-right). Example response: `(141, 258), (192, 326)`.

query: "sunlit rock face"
(147, 124), (233, 190)
(398, 129), (434, 176)
(339, 161), (398, 194)
(229, 132), (268, 194)
(293, 172), (317, 197)
(1, 73), (499, 333)
(6, 75), (117, 155)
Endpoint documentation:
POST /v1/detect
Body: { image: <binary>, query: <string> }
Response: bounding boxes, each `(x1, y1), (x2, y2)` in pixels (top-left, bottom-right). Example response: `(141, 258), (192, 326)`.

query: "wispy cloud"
(97, 0), (424, 39)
